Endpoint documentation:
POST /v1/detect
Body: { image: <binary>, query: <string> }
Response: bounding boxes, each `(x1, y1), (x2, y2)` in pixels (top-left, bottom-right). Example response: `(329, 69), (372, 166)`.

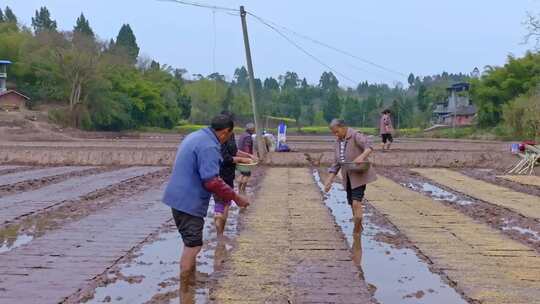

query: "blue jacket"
(162, 128), (222, 218)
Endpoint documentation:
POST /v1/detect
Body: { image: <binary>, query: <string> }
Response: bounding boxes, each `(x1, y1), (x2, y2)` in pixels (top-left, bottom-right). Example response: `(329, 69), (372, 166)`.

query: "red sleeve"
(203, 176), (237, 202)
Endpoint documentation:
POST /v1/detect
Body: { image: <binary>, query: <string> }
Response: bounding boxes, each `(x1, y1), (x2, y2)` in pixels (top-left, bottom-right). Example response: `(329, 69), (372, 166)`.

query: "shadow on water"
(85, 200), (239, 304)
(313, 171), (468, 304)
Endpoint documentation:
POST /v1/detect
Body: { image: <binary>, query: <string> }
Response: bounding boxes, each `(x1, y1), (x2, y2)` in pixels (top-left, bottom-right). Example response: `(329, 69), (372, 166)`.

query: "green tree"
(417, 84), (429, 112)
(233, 66), (248, 88)
(115, 24), (139, 64)
(323, 89), (342, 123)
(74, 13), (94, 38)
(4, 6), (17, 24)
(471, 52), (540, 127)
(503, 94), (540, 138)
(408, 73), (415, 87)
(280, 71), (299, 90)
(222, 87), (233, 111)
(342, 96), (362, 126)
(207, 72), (226, 82)
(150, 60), (160, 71)
(0, 8), (4, 23)
(263, 77), (279, 91)
(32, 7), (57, 34)
(319, 71), (338, 92)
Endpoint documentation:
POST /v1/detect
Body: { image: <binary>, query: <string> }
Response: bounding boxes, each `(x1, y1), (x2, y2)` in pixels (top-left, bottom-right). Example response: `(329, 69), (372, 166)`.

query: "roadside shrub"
(502, 94), (540, 139)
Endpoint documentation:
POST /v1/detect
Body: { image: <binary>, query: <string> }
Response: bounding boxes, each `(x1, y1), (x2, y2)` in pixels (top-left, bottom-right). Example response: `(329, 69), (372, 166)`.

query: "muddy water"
(84, 200), (239, 304)
(313, 171), (468, 304)
(502, 219), (540, 241)
(403, 182), (474, 206)
(0, 165), (26, 172)
(0, 233), (33, 253)
(404, 179), (540, 248)
(0, 166), (95, 186)
(0, 166), (165, 225)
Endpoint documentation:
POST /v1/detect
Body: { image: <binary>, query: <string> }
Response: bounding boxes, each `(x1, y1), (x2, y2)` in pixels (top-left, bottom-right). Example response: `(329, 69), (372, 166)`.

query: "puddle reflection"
(403, 182), (474, 206)
(313, 171), (467, 304)
(86, 200), (239, 304)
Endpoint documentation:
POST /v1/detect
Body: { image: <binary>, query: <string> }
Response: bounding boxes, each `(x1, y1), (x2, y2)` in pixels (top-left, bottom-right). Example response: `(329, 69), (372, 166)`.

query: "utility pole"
(240, 6), (267, 158)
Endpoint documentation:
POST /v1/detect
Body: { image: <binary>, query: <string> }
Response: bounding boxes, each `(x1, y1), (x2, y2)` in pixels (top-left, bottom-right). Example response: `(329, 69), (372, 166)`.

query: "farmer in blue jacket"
(163, 114), (250, 292)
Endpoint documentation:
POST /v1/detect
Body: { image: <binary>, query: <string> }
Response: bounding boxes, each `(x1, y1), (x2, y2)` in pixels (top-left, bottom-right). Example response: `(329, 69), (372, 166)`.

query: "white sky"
(4, 0), (539, 87)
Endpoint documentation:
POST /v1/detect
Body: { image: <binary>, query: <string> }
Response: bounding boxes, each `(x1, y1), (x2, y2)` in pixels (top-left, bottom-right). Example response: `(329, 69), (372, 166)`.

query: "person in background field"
(214, 111), (256, 238)
(237, 123), (256, 194)
(380, 109), (394, 150)
(324, 119), (377, 236)
(162, 114), (250, 296)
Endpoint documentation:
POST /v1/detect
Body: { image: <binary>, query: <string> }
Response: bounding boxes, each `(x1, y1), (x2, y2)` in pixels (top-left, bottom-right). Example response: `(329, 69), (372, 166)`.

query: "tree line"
(0, 6), (538, 138)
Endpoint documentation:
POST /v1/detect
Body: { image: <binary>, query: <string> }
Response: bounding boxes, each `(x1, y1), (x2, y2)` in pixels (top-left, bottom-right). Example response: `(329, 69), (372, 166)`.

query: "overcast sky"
(4, 0), (539, 86)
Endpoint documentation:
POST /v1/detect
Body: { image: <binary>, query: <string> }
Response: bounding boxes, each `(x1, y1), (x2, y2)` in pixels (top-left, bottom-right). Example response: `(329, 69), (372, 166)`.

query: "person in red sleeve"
(162, 114), (250, 293)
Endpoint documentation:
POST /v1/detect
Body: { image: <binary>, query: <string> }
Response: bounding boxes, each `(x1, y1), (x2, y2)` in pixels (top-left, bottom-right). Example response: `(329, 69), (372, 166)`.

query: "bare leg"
(180, 245), (201, 293)
(238, 176), (247, 194)
(214, 204), (230, 238)
(351, 200), (363, 236)
(352, 234), (364, 279)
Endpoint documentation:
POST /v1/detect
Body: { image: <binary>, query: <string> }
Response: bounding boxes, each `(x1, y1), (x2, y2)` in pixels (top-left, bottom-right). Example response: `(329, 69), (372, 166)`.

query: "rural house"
(432, 82), (477, 126)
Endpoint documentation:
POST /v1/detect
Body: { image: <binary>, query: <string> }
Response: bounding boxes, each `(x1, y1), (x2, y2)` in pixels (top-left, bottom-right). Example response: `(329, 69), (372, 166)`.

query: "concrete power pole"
(240, 6), (267, 158)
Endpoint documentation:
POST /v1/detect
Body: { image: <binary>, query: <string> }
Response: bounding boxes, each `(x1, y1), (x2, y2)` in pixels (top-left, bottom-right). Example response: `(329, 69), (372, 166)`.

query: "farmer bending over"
(162, 114), (250, 292)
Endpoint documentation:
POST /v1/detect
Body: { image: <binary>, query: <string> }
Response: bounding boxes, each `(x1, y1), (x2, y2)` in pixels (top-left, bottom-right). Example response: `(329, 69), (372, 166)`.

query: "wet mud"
(0, 165), (31, 175)
(0, 166), (113, 197)
(0, 169), (168, 255)
(0, 166), (95, 187)
(64, 168), (264, 304)
(461, 168), (540, 197)
(314, 170), (470, 304)
(379, 167), (540, 253)
(0, 166), (166, 226)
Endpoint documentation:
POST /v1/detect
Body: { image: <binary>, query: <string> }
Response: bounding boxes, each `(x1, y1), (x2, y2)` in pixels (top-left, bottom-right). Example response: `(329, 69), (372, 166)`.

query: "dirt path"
(211, 168), (374, 304)
(0, 186), (170, 304)
(0, 166), (94, 187)
(367, 177), (540, 304)
(412, 169), (540, 219)
(0, 167), (164, 225)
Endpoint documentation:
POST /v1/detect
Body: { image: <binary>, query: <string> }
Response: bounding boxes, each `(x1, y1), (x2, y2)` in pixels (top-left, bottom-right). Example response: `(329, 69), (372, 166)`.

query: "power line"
(157, 0), (405, 83)
(247, 12), (358, 85)
(247, 12), (407, 78)
(157, 0), (238, 12)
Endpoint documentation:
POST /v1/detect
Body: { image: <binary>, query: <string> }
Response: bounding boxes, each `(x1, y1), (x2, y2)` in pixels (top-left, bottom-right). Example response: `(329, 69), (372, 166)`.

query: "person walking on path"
(214, 111), (257, 238)
(162, 114), (250, 295)
(324, 119), (377, 236)
(380, 109), (394, 150)
(237, 123), (256, 194)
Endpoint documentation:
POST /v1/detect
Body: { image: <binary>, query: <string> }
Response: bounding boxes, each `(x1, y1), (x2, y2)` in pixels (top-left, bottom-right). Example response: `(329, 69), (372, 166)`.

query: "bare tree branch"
(524, 11), (540, 49)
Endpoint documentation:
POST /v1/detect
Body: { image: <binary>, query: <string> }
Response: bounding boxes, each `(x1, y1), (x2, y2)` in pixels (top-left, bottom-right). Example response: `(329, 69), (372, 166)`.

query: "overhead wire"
(247, 12), (359, 85)
(157, 0), (406, 84)
(246, 11), (407, 78)
(156, 0), (238, 12)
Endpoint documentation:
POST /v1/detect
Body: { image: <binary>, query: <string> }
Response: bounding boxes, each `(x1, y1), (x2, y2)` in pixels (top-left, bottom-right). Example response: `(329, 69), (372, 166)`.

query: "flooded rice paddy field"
(0, 155), (539, 303)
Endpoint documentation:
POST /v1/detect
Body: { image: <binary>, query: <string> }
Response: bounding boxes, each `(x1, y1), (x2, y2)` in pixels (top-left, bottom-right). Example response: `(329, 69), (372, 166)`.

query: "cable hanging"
(157, 0), (238, 13)
(157, 0), (406, 84)
(247, 11), (407, 78)
(247, 12), (359, 85)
